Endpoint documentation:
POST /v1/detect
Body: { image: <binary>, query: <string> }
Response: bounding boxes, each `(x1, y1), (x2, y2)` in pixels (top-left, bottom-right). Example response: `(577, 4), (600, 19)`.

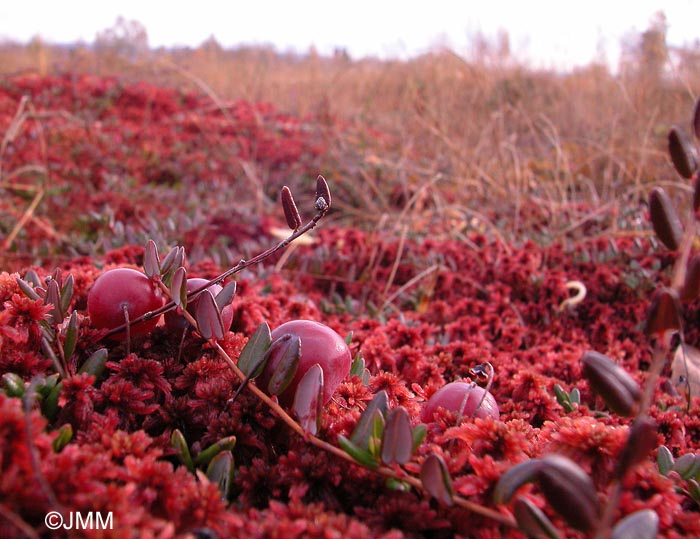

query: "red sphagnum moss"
(1, 75), (699, 538)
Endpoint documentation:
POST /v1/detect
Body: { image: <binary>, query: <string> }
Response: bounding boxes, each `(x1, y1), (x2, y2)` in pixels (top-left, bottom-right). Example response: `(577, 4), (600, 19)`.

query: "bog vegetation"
(1, 14), (700, 539)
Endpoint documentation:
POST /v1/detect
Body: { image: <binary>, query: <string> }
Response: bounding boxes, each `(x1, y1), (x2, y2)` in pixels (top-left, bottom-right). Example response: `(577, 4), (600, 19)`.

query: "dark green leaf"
(206, 451), (234, 500)
(171, 428), (195, 473)
(60, 274), (74, 315)
(266, 334), (301, 396)
(412, 423), (427, 452)
(293, 363), (324, 436)
(195, 290), (224, 340)
(350, 354), (365, 378)
(420, 453), (454, 506)
(237, 322), (272, 379)
(52, 424), (73, 453)
(337, 435), (379, 469)
(1, 373), (25, 397)
(195, 435), (237, 468)
(78, 348), (108, 380)
(381, 406), (413, 465)
(40, 381), (62, 421)
(611, 509), (659, 539)
(63, 311), (79, 361)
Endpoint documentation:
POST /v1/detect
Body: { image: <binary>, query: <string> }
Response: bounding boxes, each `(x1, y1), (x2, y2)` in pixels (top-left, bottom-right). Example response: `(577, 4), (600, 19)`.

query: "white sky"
(0, 1), (698, 70)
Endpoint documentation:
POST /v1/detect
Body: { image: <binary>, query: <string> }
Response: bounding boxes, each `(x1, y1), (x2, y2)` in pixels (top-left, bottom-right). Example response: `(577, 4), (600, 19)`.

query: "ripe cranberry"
(421, 381), (499, 422)
(87, 268), (163, 338)
(257, 319), (352, 407)
(164, 278), (234, 332)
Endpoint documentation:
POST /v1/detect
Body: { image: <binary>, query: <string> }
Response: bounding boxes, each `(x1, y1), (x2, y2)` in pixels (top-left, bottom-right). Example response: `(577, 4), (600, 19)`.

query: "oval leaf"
(337, 435), (379, 469)
(581, 351), (641, 416)
(62, 311), (79, 362)
(649, 187), (683, 250)
(293, 363), (324, 436)
(315, 175), (331, 212)
(420, 453), (454, 506)
(171, 428), (194, 473)
(668, 126), (698, 179)
(195, 290), (224, 340)
(2, 373), (25, 398)
(215, 281), (237, 310)
(657, 445), (675, 476)
(494, 459), (545, 504)
(281, 186), (302, 230)
(644, 287), (682, 340)
(170, 266), (187, 309)
(195, 435), (237, 468)
(672, 453), (700, 479)
(237, 322), (272, 379)
(351, 390), (389, 450)
(381, 406), (414, 465)
(538, 455), (599, 532)
(513, 496), (560, 539)
(78, 348), (108, 379)
(52, 424), (73, 453)
(616, 416), (658, 478)
(611, 509), (659, 539)
(60, 274), (74, 314)
(206, 451), (234, 500)
(143, 239), (161, 278)
(266, 334), (301, 396)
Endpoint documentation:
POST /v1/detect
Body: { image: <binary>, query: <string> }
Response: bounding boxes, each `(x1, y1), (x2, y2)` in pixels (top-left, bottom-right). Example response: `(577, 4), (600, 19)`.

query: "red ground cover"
(1, 75), (699, 538)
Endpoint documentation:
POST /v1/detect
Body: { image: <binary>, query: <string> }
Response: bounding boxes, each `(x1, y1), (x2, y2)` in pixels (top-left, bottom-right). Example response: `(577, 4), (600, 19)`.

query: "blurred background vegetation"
(1, 13), (699, 246)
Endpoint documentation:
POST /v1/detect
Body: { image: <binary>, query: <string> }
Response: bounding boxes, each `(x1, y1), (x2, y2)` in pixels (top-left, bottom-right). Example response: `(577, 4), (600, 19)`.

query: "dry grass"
(2, 36), (699, 245)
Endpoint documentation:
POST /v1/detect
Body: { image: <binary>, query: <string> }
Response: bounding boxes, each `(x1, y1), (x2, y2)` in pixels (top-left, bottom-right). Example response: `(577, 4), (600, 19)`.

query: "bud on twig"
(669, 126), (699, 179)
(648, 187), (683, 250)
(616, 416), (658, 478)
(315, 175), (331, 212)
(280, 186), (302, 230)
(644, 287), (682, 341)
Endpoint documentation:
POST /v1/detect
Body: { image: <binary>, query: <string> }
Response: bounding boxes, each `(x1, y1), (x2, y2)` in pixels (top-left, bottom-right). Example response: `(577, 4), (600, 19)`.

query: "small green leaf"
(611, 509), (659, 539)
(385, 477), (412, 492)
(553, 384), (574, 412)
(60, 274), (74, 315)
(195, 290), (224, 340)
(412, 423), (427, 452)
(171, 429), (195, 473)
(40, 381), (62, 421)
(62, 311), (79, 361)
(350, 354), (365, 378)
(381, 406), (413, 465)
(2, 373), (25, 397)
(569, 387), (581, 404)
(687, 478), (700, 504)
(160, 245), (185, 278)
(52, 424), (73, 453)
(513, 496), (560, 539)
(206, 451), (234, 500)
(293, 363), (324, 436)
(345, 331), (354, 345)
(350, 390), (389, 450)
(337, 435), (379, 469)
(657, 445), (675, 476)
(266, 334), (301, 396)
(238, 322), (272, 378)
(367, 410), (385, 458)
(78, 348), (108, 380)
(195, 435), (237, 468)
(420, 453), (454, 506)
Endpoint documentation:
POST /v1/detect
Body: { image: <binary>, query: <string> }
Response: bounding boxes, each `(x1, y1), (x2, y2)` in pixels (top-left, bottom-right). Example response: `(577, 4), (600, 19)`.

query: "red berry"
(164, 278), (233, 332)
(87, 268), (163, 338)
(421, 381), (499, 422)
(257, 320), (352, 406)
